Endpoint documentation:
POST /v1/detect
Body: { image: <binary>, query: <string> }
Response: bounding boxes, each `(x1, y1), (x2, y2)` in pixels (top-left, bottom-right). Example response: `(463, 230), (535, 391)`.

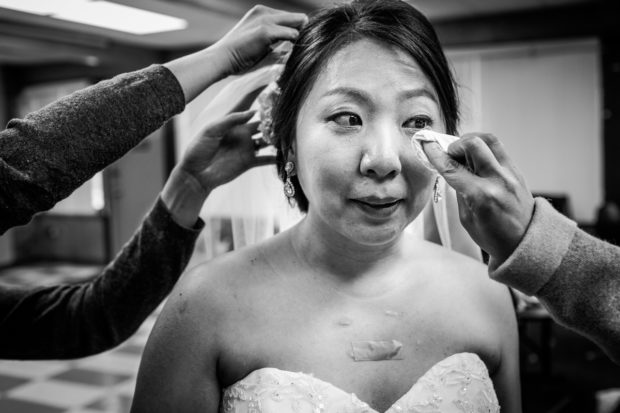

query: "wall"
(104, 130), (166, 255)
(0, 34), (168, 258)
(447, 39), (602, 223)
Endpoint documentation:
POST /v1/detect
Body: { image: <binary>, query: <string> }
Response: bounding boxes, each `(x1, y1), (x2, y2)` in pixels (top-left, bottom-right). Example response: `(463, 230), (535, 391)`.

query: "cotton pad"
(411, 129), (459, 171)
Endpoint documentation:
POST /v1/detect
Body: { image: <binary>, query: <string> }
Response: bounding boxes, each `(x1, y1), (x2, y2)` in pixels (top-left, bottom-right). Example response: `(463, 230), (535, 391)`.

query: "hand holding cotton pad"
(411, 129), (459, 171)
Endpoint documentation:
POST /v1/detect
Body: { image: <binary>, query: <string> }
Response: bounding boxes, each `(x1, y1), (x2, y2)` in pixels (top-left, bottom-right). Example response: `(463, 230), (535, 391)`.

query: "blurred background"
(0, 0), (619, 412)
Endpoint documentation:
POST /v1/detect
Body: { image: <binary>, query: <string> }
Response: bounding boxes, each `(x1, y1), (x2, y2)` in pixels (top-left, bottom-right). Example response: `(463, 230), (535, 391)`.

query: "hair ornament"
(256, 42), (292, 145)
(257, 81), (281, 145)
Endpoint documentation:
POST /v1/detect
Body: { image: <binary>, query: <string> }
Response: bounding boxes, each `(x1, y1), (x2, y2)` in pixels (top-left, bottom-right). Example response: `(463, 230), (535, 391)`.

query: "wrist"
(487, 205), (535, 266)
(164, 46), (232, 104)
(161, 168), (210, 228)
(206, 44), (235, 80)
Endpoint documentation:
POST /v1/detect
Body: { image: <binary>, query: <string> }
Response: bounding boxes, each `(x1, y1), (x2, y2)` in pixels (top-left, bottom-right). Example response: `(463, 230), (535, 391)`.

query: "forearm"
(490, 198), (620, 363)
(164, 45), (232, 104)
(0, 197), (203, 359)
(536, 229), (620, 363)
(0, 65), (185, 234)
(488, 198), (576, 294)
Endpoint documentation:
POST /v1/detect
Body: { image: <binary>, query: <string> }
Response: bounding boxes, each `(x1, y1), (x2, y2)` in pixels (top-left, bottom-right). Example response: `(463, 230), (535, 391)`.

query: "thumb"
(421, 141), (477, 194)
(422, 141), (461, 175)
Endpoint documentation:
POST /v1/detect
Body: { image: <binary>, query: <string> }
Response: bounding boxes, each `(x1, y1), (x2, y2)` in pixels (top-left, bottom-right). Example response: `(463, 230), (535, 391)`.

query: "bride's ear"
(285, 147), (298, 176)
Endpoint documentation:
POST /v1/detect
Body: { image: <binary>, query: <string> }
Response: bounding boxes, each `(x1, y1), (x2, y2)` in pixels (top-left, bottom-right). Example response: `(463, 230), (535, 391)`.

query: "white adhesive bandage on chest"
(411, 129), (459, 171)
(350, 340), (404, 361)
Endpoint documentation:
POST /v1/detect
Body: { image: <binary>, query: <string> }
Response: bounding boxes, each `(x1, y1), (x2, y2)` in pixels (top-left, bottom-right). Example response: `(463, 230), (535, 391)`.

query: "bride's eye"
(328, 112), (362, 128)
(403, 116), (432, 130)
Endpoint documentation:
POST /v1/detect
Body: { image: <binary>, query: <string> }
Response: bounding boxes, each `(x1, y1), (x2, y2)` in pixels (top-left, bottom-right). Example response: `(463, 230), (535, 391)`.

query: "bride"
(131, 1), (521, 412)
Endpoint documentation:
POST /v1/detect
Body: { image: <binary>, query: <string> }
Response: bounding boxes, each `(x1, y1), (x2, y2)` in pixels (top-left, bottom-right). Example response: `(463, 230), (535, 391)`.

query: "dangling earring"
(433, 176), (442, 203)
(283, 161), (296, 199)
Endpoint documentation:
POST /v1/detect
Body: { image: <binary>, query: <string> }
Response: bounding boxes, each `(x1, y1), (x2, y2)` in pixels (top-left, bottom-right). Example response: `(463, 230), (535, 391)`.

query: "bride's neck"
(290, 215), (405, 281)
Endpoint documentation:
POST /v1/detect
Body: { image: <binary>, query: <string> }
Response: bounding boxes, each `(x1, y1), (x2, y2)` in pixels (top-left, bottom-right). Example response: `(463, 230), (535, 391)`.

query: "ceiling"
(0, 0), (600, 66)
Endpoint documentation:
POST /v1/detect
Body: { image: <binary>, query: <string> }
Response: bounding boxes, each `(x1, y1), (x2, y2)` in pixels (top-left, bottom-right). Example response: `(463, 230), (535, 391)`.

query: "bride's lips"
(352, 196), (403, 217)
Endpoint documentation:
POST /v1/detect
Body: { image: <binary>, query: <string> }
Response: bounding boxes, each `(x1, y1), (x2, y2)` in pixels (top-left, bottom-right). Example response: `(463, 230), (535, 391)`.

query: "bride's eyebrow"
(320, 87), (371, 106)
(318, 86), (438, 106)
(399, 88), (438, 104)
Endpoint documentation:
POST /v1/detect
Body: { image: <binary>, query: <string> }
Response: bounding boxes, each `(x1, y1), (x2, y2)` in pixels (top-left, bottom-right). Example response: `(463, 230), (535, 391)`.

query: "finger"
(271, 11), (308, 28)
(221, 121), (261, 151)
(252, 137), (272, 152)
(422, 141), (485, 197)
(447, 136), (502, 177)
(206, 110), (256, 136)
(267, 26), (300, 43)
(244, 120), (260, 133)
(470, 133), (529, 187)
(239, 120), (260, 141)
(229, 85), (267, 114)
(422, 141), (471, 178)
(461, 132), (511, 167)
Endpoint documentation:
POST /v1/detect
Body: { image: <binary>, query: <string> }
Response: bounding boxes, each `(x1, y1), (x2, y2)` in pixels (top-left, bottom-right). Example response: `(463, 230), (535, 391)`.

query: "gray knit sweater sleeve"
(0, 197), (204, 359)
(0, 64), (185, 234)
(489, 197), (620, 363)
(0, 64), (204, 359)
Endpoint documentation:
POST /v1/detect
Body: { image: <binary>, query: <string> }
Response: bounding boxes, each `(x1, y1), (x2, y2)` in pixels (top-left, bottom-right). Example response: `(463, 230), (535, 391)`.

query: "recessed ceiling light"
(0, 0), (188, 35)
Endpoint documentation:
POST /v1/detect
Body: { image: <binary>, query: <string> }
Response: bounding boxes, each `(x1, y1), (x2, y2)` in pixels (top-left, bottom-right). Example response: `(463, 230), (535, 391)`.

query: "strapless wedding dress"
(220, 352), (499, 413)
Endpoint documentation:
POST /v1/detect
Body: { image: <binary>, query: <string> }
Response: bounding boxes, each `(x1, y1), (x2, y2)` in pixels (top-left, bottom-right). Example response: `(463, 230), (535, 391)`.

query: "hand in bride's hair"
(162, 109), (275, 227)
(215, 5), (307, 75)
(179, 109), (275, 196)
(164, 6), (301, 104)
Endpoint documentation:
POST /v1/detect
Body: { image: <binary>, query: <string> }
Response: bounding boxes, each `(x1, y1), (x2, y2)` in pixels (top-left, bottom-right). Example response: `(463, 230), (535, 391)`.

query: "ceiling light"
(0, 0), (188, 35)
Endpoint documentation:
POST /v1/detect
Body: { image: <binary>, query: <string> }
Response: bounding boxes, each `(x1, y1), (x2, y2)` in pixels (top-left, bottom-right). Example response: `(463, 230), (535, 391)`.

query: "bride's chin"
(346, 225), (405, 247)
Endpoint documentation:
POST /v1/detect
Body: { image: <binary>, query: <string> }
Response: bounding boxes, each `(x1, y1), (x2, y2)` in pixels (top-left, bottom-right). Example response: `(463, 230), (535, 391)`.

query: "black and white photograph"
(0, 0), (619, 412)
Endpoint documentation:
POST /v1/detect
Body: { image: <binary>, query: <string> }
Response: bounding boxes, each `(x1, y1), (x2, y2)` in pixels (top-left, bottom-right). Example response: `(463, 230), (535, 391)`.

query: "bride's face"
(294, 38), (444, 246)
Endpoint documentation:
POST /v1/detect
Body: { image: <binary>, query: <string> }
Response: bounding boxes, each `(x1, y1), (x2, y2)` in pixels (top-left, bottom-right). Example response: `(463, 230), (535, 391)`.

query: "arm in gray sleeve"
(489, 197), (620, 364)
(0, 197), (203, 359)
(0, 65), (185, 234)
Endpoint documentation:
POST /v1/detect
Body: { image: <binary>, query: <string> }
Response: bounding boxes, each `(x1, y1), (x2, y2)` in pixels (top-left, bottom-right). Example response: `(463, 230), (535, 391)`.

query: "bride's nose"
(359, 125), (402, 180)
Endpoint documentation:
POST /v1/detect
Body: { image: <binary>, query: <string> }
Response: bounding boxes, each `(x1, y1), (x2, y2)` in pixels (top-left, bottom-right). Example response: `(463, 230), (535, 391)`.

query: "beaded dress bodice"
(220, 352), (499, 413)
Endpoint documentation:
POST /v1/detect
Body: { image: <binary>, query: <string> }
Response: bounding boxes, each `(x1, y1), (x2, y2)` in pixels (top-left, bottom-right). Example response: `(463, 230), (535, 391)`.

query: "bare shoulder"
(174, 238), (277, 310)
(408, 241), (515, 335)
(401, 239), (517, 368)
(133, 231), (286, 411)
(406, 238), (511, 305)
(163, 231), (293, 335)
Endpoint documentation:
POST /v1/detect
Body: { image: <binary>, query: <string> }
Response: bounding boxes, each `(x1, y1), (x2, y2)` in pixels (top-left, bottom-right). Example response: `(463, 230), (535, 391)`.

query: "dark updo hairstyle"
(272, 0), (459, 212)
